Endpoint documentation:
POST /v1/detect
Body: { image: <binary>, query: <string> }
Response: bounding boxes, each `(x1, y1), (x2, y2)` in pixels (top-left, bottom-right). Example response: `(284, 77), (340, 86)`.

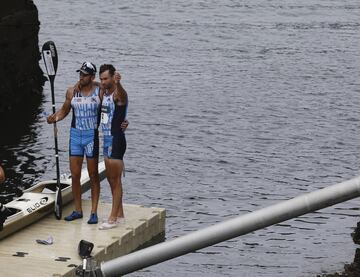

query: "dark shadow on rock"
(0, 0), (47, 203)
(318, 222), (360, 277)
(0, 0), (46, 114)
(0, 99), (46, 204)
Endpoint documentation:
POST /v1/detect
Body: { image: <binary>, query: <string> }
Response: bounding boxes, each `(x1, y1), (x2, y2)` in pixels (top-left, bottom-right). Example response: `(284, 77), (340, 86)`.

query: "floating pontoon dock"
(0, 200), (165, 277)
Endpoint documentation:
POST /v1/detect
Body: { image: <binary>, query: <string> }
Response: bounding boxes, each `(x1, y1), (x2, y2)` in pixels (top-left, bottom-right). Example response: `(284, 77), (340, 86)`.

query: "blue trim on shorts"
(103, 134), (126, 160)
(69, 128), (99, 158)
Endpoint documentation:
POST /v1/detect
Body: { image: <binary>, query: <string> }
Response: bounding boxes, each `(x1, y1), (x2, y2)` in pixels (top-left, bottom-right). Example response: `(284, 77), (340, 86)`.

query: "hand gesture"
(114, 71), (121, 83)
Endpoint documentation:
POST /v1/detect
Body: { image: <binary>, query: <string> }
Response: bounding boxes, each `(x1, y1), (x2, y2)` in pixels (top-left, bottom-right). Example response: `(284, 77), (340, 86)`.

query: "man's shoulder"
(66, 86), (75, 92)
(65, 87), (76, 99)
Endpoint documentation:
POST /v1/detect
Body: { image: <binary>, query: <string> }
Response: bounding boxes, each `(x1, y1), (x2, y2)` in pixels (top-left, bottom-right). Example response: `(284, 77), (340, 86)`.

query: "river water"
(1, 0), (360, 276)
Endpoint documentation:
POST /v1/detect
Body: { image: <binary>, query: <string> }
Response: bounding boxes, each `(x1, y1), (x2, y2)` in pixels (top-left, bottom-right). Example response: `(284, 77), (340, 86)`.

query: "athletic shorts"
(103, 134), (126, 160)
(69, 128), (99, 158)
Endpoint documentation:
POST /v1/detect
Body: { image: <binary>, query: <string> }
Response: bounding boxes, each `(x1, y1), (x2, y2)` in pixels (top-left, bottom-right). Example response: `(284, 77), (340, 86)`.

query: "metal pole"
(100, 176), (360, 276)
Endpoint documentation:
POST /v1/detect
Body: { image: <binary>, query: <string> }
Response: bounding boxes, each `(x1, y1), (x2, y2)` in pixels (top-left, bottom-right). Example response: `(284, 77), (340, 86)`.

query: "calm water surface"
(1, 0), (360, 276)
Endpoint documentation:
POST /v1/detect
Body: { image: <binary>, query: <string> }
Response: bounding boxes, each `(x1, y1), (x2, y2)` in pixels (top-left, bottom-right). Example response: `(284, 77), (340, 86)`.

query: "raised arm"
(47, 87), (73, 124)
(114, 71), (128, 105)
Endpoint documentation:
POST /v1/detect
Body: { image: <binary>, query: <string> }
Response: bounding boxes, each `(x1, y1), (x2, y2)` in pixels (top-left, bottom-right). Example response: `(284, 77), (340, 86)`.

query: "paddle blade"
(54, 186), (62, 219)
(41, 41), (58, 77)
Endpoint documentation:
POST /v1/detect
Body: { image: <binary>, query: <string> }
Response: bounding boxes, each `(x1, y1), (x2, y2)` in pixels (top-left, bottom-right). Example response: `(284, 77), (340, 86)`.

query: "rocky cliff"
(0, 0), (45, 113)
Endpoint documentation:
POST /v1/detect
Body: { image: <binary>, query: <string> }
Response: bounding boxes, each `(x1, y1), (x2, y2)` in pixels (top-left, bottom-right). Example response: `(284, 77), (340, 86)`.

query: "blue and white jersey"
(100, 92), (115, 136)
(100, 92), (127, 136)
(71, 86), (101, 130)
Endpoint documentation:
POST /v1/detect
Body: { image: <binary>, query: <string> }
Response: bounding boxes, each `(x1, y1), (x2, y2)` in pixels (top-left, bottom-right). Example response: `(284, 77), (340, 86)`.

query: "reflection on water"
(0, 98), (46, 203)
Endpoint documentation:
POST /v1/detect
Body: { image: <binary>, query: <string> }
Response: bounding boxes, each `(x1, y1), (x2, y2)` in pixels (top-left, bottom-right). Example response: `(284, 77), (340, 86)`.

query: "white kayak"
(0, 161), (106, 240)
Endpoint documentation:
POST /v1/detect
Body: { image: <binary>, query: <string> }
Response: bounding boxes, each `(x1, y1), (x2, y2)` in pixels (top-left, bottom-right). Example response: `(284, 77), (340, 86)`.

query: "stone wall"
(0, 0), (45, 113)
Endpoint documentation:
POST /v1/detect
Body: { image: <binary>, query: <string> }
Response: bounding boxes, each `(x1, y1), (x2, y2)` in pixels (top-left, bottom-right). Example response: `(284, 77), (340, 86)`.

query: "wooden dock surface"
(0, 200), (166, 277)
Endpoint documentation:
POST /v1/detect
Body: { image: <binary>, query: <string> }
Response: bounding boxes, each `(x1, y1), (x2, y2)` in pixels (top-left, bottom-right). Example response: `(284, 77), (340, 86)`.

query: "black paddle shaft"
(42, 41), (62, 219)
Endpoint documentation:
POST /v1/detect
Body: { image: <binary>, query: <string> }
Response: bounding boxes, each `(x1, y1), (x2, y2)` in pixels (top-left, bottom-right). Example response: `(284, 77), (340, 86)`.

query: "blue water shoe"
(87, 213), (98, 224)
(64, 210), (83, 221)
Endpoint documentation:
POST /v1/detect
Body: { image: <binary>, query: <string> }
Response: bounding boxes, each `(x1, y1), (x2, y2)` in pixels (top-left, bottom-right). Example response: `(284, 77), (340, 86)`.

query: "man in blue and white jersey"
(98, 64), (128, 230)
(47, 61), (102, 224)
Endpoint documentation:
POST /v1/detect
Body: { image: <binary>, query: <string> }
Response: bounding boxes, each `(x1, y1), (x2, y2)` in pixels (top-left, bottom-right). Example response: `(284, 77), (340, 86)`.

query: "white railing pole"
(100, 176), (360, 276)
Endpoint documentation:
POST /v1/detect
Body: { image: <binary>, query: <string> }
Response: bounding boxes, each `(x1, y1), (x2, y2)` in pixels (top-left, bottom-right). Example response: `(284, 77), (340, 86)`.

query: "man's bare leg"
(104, 157), (124, 222)
(86, 156), (100, 214)
(69, 156), (84, 213)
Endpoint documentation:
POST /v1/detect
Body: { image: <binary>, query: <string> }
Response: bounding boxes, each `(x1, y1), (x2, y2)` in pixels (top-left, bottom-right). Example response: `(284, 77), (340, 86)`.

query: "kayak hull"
(0, 161), (106, 240)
